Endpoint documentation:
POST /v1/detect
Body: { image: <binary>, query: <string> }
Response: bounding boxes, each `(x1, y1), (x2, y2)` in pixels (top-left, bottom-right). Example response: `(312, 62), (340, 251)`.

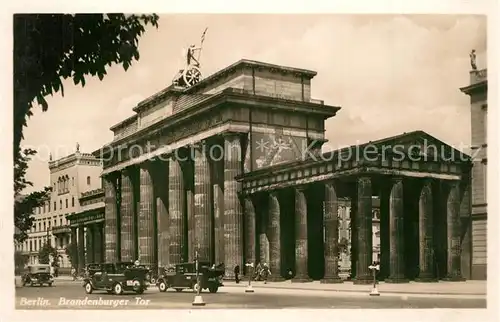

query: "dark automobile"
(82, 262), (150, 295)
(156, 262), (224, 293)
(22, 264), (54, 287)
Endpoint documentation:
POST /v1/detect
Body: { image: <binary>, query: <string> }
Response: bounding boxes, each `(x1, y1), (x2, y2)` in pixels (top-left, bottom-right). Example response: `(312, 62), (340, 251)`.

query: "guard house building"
(97, 59), (473, 283)
(460, 67), (487, 280)
(66, 188), (105, 272)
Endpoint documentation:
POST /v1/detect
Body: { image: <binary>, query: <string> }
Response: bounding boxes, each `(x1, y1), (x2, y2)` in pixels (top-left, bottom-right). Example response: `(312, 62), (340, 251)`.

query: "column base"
(269, 276), (286, 282)
(291, 277), (313, 283)
(415, 273), (439, 283)
(320, 277), (344, 284)
(442, 275), (466, 282)
(385, 276), (409, 283)
(353, 275), (373, 285)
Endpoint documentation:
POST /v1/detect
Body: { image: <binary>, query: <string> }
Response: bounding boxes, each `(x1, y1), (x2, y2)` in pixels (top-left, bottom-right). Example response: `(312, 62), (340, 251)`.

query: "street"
(15, 282), (486, 309)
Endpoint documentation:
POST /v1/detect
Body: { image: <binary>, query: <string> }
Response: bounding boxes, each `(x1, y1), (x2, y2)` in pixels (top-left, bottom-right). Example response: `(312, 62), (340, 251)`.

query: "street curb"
(222, 284), (486, 297)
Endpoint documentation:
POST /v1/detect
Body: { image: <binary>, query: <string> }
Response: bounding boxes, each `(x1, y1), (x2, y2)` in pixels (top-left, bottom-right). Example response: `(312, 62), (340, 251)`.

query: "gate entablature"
(236, 130), (472, 196)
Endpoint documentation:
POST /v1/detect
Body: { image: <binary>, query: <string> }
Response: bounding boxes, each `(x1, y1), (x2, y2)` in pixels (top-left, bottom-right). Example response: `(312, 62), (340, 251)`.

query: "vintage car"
(156, 262), (225, 293)
(82, 262), (150, 295)
(22, 264), (54, 287)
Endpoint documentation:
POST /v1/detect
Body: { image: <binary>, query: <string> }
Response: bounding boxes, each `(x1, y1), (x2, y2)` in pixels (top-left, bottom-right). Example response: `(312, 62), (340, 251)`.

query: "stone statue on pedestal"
(470, 49), (477, 71)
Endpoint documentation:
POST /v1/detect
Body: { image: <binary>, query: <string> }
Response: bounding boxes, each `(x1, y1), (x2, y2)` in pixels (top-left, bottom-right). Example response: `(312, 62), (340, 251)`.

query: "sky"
(21, 14), (487, 192)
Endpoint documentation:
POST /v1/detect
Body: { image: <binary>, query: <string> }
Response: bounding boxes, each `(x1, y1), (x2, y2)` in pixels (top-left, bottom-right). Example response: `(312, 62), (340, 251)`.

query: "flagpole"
(197, 27), (208, 62)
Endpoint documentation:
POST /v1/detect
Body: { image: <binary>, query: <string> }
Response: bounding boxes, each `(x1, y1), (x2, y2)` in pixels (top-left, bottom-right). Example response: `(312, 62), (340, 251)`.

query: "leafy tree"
(14, 148), (51, 243)
(13, 14), (159, 241)
(14, 250), (29, 274)
(65, 243), (79, 268)
(38, 242), (58, 265)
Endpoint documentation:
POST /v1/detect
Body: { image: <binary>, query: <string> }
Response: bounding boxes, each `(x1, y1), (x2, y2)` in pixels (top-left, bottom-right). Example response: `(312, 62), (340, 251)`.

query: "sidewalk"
(223, 280), (487, 296)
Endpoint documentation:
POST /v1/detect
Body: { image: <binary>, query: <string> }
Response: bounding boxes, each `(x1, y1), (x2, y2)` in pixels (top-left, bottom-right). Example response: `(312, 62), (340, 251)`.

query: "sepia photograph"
(8, 10), (492, 316)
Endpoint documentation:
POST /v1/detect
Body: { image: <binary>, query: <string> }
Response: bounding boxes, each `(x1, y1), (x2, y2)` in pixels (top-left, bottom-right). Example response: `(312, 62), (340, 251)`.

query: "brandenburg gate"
(97, 59), (472, 283)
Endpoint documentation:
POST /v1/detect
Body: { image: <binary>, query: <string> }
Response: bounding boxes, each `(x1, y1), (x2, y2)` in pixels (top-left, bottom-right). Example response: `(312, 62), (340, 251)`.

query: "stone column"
(416, 179), (437, 282)
(93, 224), (103, 263)
(212, 144), (225, 266)
(71, 227), (78, 268)
(168, 157), (185, 264)
(244, 197), (256, 269)
(193, 145), (212, 262)
(386, 178), (408, 283)
(354, 176), (373, 284)
(321, 182), (343, 283)
(444, 181), (465, 281)
(379, 182), (390, 280)
(138, 163), (156, 266)
(120, 169), (136, 262)
(259, 198), (270, 265)
(268, 191), (283, 281)
(86, 225), (94, 264)
(223, 134), (244, 278)
(155, 160), (170, 271)
(293, 187), (311, 282)
(77, 225), (85, 273)
(104, 176), (119, 262)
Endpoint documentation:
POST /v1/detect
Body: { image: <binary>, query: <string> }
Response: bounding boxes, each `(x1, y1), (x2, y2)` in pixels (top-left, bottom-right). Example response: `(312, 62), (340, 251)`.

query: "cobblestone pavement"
(15, 283), (486, 309)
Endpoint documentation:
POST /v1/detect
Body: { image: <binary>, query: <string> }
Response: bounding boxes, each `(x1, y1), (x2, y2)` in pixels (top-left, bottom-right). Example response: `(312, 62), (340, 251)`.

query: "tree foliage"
(13, 14), (159, 241)
(38, 242), (58, 265)
(14, 250), (29, 274)
(14, 147), (51, 243)
(65, 243), (78, 268)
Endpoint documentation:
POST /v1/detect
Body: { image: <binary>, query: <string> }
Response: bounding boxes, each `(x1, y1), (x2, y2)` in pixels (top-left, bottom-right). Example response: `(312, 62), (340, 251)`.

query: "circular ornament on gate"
(182, 66), (202, 87)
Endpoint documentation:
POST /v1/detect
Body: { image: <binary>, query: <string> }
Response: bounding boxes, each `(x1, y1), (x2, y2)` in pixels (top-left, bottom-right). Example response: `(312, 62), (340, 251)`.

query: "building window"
(72, 197), (75, 207)
(38, 222), (41, 231)
(43, 222), (46, 231)
(60, 218), (63, 226)
(54, 219), (56, 226)
(484, 164), (487, 201)
(66, 199), (68, 208)
(87, 176), (91, 185)
(72, 177), (74, 186)
(60, 200), (62, 209)
(29, 241), (32, 252)
(53, 201), (56, 210)
(484, 108), (487, 144)
(48, 202), (51, 212)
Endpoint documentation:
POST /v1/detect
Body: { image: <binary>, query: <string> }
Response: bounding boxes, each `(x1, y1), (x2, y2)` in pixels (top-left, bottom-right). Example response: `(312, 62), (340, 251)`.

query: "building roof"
(111, 59), (319, 128)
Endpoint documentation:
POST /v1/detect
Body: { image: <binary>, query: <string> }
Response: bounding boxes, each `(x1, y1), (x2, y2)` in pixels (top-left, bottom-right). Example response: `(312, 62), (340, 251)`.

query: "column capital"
(294, 185), (308, 193)
(222, 131), (244, 139)
(446, 180), (460, 190)
(391, 176), (404, 183)
(357, 176), (372, 183)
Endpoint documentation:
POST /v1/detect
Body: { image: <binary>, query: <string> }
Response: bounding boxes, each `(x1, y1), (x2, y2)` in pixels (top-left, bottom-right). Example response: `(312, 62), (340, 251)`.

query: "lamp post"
(368, 263), (380, 296)
(245, 262), (255, 293)
(192, 250), (206, 306)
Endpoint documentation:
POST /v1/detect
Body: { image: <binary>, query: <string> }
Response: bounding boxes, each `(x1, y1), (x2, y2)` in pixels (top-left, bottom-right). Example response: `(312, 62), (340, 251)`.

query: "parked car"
(156, 262), (225, 293)
(22, 264), (54, 287)
(82, 262), (150, 295)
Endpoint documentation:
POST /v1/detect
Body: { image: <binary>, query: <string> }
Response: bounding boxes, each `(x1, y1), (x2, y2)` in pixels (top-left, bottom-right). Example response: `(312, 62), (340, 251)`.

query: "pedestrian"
(254, 262), (262, 280)
(262, 263), (271, 284)
(234, 265), (240, 284)
(71, 267), (76, 281)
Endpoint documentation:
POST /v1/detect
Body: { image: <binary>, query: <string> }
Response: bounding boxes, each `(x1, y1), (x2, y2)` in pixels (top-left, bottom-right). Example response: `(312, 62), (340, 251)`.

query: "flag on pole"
(201, 27), (208, 45)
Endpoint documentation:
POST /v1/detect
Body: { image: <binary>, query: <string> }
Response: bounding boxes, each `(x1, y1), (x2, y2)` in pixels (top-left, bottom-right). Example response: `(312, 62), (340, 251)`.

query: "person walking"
(234, 265), (240, 284)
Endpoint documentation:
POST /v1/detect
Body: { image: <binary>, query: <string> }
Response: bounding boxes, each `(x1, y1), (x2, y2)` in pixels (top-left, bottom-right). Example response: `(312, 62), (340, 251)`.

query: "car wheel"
(158, 281), (167, 292)
(135, 288), (144, 294)
(208, 285), (218, 293)
(113, 283), (124, 295)
(48, 283), (53, 287)
(84, 282), (93, 294)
